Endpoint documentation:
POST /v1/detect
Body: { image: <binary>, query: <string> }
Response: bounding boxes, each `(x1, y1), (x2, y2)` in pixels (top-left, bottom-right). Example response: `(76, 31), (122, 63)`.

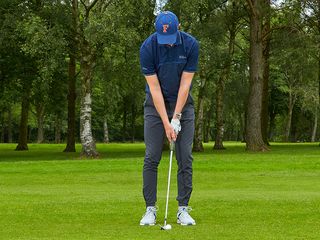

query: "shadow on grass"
(203, 142), (320, 156)
(0, 142), (319, 162)
(0, 143), (146, 162)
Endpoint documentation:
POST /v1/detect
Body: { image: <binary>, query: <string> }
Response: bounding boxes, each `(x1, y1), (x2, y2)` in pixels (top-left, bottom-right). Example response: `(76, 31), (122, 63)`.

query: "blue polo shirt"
(140, 31), (199, 102)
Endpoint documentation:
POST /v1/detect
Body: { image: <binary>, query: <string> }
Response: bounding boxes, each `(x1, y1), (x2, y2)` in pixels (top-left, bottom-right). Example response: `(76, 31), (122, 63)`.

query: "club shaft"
(164, 148), (174, 225)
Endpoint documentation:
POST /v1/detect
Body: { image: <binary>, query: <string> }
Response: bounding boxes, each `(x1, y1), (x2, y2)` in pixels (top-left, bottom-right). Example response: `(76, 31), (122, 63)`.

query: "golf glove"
(171, 118), (181, 134)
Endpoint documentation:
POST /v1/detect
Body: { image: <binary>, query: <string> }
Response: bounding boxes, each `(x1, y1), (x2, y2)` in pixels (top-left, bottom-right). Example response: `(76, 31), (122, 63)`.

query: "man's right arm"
(145, 74), (177, 142)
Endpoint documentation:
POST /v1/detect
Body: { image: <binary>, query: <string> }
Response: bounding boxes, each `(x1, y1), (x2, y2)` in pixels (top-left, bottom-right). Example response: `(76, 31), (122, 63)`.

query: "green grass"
(0, 142), (320, 239)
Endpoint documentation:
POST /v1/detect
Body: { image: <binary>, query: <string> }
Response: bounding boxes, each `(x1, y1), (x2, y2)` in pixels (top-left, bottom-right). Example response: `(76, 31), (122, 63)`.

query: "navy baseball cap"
(155, 11), (179, 45)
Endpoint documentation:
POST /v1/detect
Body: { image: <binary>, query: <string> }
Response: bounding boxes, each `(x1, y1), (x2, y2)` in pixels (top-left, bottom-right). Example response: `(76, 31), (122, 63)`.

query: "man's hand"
(170, 118), (181, 135)
(164, 122), (177, 142)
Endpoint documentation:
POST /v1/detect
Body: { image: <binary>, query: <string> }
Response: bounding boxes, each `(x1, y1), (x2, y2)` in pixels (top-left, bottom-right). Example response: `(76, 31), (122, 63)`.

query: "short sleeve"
(183, 40), (199, 73)
(140, 43), (156, 76)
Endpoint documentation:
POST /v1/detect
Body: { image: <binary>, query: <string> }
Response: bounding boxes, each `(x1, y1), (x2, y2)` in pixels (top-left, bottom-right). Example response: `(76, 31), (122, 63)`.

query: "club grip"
(170, 141), (175, 151)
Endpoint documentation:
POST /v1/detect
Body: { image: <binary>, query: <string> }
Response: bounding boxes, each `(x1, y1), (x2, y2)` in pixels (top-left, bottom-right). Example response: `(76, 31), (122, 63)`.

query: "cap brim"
(157, 32), (177, 45)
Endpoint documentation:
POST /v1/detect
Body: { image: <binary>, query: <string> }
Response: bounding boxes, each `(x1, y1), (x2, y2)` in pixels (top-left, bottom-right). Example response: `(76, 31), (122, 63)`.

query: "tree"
(301, 0), (320, 143)
(245, 0), (269, 151)
(17, 13), (67, 144)
(271, 0), (316, 142)
(261, 0), (271, 145)
(176, 0), (225, 151)
(214, 1), (242, 150)
(64, 0), (78, 152)
(75, 0), (115, 157)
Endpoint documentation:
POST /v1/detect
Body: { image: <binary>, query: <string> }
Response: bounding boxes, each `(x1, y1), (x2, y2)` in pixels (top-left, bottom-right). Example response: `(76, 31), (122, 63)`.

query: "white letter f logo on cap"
(163, 24), (169, 33)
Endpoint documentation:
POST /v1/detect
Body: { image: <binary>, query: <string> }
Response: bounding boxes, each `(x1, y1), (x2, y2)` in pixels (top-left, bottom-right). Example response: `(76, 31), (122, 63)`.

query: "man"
(139, 11), (199, 226)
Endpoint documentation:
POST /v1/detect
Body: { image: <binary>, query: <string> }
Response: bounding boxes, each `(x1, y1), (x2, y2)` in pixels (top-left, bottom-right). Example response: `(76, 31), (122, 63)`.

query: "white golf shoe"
(177, 206), (196, 225)
(140, 206), (157, 226)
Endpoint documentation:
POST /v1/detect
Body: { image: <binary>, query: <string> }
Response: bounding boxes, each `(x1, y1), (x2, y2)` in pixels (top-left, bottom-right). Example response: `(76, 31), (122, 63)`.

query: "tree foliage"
(0, 0), (319, 150)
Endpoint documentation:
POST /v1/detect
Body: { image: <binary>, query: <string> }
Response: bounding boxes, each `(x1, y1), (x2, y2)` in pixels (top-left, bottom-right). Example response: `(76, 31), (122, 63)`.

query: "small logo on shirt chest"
(179, 55), (187, 59)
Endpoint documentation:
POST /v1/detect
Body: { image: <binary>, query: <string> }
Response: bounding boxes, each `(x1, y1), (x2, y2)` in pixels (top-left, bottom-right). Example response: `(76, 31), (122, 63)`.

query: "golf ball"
(164, 224), (172, 230)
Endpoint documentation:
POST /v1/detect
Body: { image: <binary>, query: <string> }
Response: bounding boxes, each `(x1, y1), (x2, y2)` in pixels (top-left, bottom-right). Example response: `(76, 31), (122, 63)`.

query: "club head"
(160, 224), (172, 230)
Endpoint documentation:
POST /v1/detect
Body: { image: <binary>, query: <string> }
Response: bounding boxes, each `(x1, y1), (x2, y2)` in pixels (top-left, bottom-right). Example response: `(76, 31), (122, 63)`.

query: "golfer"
(139, 11), (199, 226)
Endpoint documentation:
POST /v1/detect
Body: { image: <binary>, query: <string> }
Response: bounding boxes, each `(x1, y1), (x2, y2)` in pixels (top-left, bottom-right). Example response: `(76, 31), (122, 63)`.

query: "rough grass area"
(0, 142), (320, 239)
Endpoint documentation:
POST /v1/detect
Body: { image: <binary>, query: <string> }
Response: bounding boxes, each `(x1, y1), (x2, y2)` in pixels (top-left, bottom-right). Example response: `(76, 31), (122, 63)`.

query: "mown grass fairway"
(0, 142), (320, 239)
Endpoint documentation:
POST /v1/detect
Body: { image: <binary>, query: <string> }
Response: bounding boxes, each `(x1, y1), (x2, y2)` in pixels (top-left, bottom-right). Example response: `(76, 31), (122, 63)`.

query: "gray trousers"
(143, 94), (195, 207)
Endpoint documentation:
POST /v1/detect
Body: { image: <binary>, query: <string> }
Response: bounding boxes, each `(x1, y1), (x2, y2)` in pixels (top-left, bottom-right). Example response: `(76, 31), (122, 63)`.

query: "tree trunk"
(261, 0), (271, 146)
(36, 103), (45, 143)
(64, 53), (77, 152)
(214, 72), (226, 150)
(193, 73), (206, 152)
(318, 57), (320, 145)
(237, 111), (243, 141)
(79, 44), (98, 157)
(242, 106), (247, 143)
(8, 107), (12, 143)
(246, 0), (269, 151)
(268, 108), (276, 141)
(311, 108), (318, 142)
(104, 116), (109, 143)
(311, 0), (320, 145)
(28, 125), (32, 142)
(1, 114), (4, 143)
(214, 26), (235, 150)
(16, 82), (31, 151)
(204, 107), (212, 143)
(318, 44), (320, 146)
(64, 0), (78, 152)
(318, 6), (320, 145)
(131, 100), (136, 143)
(78, 0), (99, 158)
(284, 93), (295, 142)
(55, 115), (61, 144)
(122, 100), (127, 142)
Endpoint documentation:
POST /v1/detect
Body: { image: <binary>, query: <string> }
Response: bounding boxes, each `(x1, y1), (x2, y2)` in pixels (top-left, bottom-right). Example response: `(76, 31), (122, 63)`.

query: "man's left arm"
(173, 39), (199, 120)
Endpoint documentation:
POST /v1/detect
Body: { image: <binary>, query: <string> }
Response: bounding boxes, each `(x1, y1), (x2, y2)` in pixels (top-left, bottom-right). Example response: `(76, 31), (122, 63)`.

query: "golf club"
(160, 141), (175, 230)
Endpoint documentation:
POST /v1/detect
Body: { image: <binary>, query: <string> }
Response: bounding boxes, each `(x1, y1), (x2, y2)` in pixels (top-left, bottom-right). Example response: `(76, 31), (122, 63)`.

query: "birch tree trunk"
(311, 108), (318, 142)
(78, 0), (103, 157)
(245, 0), (269, 151)
(104, 116), (109, 143)
(80, 42), (98, 157)
(284, 92), (295, 142)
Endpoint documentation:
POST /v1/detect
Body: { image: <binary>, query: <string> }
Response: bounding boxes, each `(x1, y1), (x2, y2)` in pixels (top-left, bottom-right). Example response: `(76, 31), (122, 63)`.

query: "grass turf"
(0, 142), (320, 239)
